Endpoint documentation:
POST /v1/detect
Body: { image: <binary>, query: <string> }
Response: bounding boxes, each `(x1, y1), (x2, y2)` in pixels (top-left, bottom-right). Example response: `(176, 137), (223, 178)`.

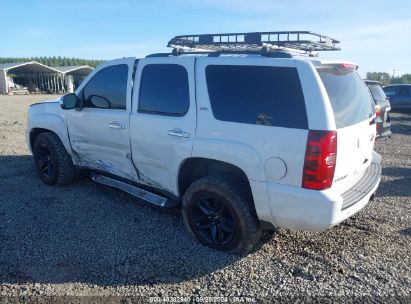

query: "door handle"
(108, 122), (125, 129)
(168, 128), (190, 138)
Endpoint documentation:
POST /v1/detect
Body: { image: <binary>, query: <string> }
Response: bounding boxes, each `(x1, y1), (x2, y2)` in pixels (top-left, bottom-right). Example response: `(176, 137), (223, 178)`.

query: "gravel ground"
(0, 95), (410, 303)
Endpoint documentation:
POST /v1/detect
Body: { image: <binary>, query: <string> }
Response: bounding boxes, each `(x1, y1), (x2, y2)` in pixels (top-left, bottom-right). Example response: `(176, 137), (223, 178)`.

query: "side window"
(138, 64), (189, 116)
(383, 87), (397, 96)
(399, 86), (409, 96)
(205, 65), (308, 129)
(82, 64), (128, 110)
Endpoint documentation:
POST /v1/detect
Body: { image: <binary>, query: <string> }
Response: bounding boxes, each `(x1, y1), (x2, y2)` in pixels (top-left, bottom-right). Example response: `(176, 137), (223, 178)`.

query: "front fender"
(27, 111), (71, 156)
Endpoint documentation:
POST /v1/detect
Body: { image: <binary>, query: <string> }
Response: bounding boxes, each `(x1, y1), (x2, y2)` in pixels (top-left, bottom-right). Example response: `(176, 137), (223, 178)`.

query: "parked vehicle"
(383, 84), (411, 112)
(26, 31), (381, 254)
(364, 80), (391, 138)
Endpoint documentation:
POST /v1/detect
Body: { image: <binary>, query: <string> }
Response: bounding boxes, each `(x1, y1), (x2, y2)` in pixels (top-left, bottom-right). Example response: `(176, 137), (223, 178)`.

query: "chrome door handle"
(108, 122), (125, 129)
(168, 129), (190, 138)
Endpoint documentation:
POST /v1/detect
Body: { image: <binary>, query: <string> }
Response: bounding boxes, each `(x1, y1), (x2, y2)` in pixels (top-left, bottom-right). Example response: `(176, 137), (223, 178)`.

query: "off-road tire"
(33, 132), (75, 186)
(182, 174), (261, 254)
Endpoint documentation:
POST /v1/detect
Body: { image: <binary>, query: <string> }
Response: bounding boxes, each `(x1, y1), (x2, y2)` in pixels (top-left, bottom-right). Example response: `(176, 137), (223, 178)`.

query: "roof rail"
(146, 50), (294, 58)
(167, 31), (340, 54)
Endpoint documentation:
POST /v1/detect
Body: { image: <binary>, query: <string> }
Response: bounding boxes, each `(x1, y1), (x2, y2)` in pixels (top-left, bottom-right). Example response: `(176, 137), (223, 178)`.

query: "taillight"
(375, 105), (381, 136)
(302, 130), (337, 190)
(375, 105), (381, 118)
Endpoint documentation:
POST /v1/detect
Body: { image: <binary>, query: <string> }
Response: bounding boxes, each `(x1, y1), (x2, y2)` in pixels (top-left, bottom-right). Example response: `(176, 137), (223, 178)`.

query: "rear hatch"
(317, 65), (376, 194)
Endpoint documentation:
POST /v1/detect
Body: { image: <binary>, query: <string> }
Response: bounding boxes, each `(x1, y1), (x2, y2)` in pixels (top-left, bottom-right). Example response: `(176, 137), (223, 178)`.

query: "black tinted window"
(318, 69), (375, 128)
(83, 64), (128, 110)
(205, 65), (307, 129)
(139, 64), (189, 116)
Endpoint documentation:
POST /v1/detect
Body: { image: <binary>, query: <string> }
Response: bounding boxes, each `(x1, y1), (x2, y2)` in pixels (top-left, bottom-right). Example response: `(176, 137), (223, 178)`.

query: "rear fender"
(192, 138), (265, 180)
(191, 139), (272, 223)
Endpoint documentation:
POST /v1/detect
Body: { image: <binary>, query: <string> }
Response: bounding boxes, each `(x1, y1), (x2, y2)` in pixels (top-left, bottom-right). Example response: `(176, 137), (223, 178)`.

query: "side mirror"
(60, 93), (79, 110)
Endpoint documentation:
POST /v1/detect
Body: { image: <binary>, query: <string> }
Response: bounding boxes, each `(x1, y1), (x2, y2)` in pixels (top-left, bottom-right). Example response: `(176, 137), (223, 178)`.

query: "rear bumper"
(264, 152), (381, 232)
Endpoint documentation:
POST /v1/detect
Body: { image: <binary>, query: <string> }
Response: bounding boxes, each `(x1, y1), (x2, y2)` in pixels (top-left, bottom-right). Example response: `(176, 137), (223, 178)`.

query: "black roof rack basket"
(168, 31), (340, 54)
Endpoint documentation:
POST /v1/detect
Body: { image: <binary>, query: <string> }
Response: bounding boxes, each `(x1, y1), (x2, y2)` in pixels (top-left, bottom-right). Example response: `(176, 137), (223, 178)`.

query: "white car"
(26, 31), (381, 254)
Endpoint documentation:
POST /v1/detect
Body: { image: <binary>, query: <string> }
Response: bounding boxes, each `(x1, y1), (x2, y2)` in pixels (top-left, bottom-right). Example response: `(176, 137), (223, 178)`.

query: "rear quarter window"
(205, 65), (308, 129)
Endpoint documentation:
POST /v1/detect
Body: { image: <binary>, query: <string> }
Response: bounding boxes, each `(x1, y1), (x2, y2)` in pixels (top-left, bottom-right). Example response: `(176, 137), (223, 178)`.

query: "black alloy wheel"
(35, 143), (55, 180)
(32, 132), (76, 185)
(183, 175), (261, 254)
(191, 196), (237, 247)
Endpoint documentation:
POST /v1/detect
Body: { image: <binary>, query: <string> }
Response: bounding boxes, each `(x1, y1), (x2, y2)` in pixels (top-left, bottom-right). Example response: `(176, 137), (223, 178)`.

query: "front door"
(66, 58), (138, 180)
(129, 57), (196, 194)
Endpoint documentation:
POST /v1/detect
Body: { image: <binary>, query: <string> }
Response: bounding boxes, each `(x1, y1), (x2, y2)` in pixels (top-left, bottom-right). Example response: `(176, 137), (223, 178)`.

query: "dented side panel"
(65, 57), (139, 181)
(130, 57), (197, 195)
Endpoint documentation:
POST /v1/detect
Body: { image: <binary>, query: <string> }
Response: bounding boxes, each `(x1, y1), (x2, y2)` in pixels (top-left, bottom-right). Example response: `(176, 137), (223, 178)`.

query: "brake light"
(302, 130), (337, 190)
(340, 63), (358, 70)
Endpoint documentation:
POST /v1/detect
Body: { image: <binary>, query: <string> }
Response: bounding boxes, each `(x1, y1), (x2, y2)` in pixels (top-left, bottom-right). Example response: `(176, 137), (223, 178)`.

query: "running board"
(90, 173), (178, 208)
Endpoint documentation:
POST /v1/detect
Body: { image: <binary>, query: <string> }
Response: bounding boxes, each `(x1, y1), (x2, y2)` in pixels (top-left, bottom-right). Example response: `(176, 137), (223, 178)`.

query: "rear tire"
(33, 132), (75, 185)
(182, 175), (261, 254)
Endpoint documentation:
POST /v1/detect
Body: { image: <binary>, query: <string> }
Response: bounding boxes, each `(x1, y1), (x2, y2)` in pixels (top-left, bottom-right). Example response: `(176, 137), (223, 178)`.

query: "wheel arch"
(178, 157), (251, 196)
(28, 113), (72, 156)
(177, 139), (273, 224)
(177, 157), (263, 220)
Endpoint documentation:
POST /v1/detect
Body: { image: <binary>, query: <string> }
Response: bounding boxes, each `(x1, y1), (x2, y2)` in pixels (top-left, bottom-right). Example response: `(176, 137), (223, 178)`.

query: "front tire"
(33, 132), (75, 185)
(182, 175), (261, 254)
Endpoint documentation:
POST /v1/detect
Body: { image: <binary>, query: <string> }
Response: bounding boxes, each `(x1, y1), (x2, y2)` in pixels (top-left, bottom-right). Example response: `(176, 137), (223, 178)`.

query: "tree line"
(366, 72), (411, 86)
(0, 57), (105, 68)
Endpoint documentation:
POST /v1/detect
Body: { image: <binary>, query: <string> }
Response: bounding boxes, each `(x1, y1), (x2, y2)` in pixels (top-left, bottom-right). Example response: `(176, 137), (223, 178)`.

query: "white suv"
(26, 31), (381, 254)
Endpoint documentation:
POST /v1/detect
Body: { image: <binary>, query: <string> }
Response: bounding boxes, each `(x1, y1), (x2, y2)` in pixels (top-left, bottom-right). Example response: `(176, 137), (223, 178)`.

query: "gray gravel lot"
(0, 95), (410, 303)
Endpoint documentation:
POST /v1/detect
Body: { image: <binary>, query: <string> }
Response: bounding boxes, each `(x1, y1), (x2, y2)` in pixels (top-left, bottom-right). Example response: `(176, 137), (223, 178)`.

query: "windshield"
(367, 84), (388, 103)
(318, 68), (375, 129)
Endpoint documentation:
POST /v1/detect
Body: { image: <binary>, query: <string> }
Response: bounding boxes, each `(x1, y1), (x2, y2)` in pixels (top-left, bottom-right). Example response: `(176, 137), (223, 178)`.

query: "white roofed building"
(0, 62), (93, 94)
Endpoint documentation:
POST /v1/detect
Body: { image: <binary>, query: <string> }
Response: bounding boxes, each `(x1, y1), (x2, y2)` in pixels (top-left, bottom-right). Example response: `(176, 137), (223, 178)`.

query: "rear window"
(206, 65), (307, 129)
(367, 84), (388, 103)
(318, 69), (375, 128)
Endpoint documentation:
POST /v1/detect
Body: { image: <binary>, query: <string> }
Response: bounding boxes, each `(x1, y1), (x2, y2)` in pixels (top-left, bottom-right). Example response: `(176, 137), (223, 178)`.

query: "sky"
(1, 0), (410, 76)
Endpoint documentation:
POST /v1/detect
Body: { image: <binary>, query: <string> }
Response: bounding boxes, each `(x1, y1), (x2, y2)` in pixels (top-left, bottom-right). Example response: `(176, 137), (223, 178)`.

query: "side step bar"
(90, 173), (178, 208)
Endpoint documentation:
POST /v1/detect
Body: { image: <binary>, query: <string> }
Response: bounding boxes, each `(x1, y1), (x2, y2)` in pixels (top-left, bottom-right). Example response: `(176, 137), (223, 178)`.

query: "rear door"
(66, 58), (138, 180)
(317, 66), (376, 193)
(129, 57), (196, 194)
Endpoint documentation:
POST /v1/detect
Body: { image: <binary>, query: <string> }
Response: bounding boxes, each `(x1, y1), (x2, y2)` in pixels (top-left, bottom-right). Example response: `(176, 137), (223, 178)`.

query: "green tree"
(365, 72), (391, 85)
